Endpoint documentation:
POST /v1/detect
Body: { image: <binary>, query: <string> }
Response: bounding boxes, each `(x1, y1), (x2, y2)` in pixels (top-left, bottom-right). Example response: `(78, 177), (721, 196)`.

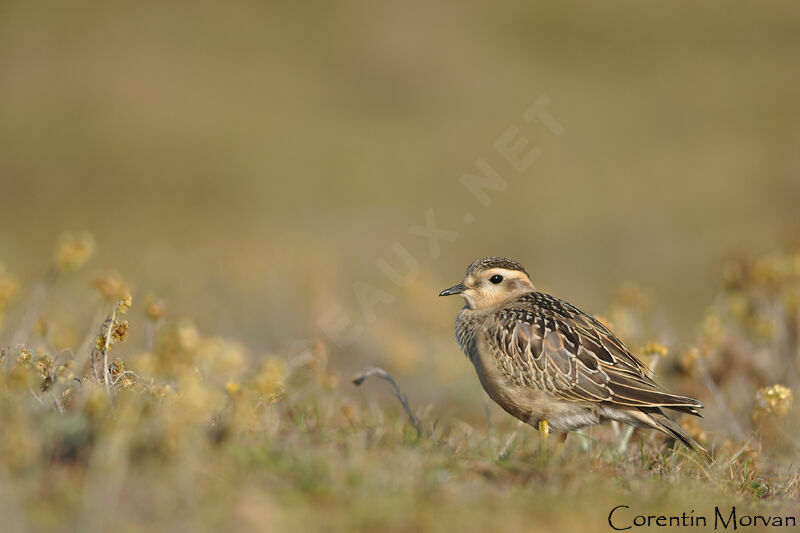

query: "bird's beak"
(439, 283), (467, 297)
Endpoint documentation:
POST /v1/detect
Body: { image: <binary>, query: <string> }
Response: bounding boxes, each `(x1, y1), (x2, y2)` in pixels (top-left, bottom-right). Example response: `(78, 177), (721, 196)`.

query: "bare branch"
(352, 366), (422, 437)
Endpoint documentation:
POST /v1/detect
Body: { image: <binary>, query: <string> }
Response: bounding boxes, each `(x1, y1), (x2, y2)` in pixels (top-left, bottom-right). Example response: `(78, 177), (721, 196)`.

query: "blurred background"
(2, 0), (799, 422)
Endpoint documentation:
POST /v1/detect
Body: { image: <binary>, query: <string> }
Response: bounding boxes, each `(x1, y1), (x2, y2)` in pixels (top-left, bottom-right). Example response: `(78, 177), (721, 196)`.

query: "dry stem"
(352, 366), (422, 437)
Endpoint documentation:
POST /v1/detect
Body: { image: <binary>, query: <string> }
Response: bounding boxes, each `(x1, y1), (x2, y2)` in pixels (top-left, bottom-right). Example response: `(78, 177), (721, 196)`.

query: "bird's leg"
(538, 419), (550, 449)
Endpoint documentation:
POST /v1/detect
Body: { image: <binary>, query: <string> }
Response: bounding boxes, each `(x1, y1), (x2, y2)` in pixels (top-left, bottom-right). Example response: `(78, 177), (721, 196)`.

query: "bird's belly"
(545, 407), (602, 433)
(470, 347), (598, 432)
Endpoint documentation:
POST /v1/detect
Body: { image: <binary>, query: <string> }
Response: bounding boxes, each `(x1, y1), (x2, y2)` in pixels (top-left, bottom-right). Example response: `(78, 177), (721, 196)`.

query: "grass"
(1, 238), (799, 532)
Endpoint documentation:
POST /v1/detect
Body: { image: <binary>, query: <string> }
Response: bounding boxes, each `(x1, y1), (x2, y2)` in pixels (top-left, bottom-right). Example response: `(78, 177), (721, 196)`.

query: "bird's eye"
(489, 274), (503, 284)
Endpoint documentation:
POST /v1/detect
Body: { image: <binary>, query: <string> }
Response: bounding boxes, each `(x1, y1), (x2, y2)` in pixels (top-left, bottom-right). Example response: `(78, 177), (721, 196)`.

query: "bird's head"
(439, 257), (535, 310)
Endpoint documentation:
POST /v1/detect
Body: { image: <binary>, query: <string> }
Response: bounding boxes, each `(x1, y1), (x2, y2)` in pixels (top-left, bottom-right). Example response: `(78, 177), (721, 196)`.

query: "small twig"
(111, 370), (141, 386)
(54, 395), (65, 415)
(352, 366), (422, 437)
(729, 437), (757, 464)
(102, 320), (114, 392)
(498, 420), (524, 459)
(618, 424), (635, 453)
(28, 387), (44, 405)
(144, 319), (162, 353)
(98, 304), (119, 395)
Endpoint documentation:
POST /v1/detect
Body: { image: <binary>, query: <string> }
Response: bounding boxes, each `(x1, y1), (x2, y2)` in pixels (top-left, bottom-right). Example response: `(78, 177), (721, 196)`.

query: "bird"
(439, 256), (708, 457)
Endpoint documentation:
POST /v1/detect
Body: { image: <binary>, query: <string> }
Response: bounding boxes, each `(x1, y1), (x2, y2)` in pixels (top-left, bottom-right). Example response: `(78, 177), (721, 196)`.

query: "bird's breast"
(469, 334), (538, 422)
(469, 333), (597, 430)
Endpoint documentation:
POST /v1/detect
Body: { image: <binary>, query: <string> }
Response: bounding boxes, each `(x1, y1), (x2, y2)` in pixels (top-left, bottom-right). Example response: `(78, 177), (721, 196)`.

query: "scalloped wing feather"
(487, 292), (703, 414)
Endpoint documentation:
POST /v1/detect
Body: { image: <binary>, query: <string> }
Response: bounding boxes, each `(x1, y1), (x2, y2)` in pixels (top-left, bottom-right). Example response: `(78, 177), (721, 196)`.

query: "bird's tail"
(645, 410), (711, 462)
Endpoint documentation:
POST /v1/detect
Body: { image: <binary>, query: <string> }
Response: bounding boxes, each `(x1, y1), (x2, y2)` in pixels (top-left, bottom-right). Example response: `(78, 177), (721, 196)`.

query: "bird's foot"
(538, 419), (550, 449)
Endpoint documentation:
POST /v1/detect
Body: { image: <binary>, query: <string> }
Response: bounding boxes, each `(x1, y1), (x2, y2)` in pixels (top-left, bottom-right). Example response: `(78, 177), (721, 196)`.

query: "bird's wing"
(486, 292), (702, 413)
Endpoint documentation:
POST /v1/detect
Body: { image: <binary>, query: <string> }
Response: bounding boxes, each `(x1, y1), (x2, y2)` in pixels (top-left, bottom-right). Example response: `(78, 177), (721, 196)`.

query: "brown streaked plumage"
(440, 257), (708, 457)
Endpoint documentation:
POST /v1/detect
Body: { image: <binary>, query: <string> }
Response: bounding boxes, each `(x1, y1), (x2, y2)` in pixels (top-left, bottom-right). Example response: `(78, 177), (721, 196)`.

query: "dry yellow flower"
(225, 381), (241, 395)
(93, 272), (131, 302)
(55, 360), (75, 383)
(116, 295), (133, 315)
(155, 320), (202, 359)
(175, 321), (200, 351)
(34, 355), (54, 376)
(54, 233), (95, 273)
(145, 294), (165, 321)
(641, 341), (669, 357)
(59, 387), (74, 410)
(701, 312), (723, 346)
(111, 320), (129, 344)
(17, 348), (33, 367)
(109, 358), (126, 377)
(196, 338), (247, 375)
(754, 384), (793, 418)
(678, 345), (705, 377)
(251, 356), (287, 401)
